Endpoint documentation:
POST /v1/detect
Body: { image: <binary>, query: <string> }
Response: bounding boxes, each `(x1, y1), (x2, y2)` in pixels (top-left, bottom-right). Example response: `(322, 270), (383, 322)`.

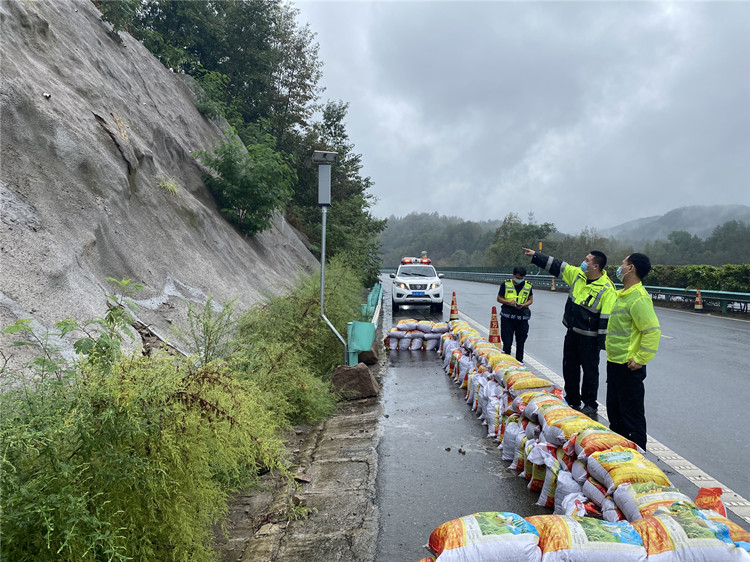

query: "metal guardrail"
(645, 286), (750, 313)
(381, 269), (750, 314)
(346, 283), (382, 366)
(361, 283), (383, 322)
(440, 271), (569, 291)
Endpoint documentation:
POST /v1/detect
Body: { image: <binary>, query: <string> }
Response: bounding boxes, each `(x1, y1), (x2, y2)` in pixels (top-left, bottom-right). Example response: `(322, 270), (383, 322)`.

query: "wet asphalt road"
(438, 277), (750, 502)
(374, 276), (750, 561)
(374, 349), (548, 562)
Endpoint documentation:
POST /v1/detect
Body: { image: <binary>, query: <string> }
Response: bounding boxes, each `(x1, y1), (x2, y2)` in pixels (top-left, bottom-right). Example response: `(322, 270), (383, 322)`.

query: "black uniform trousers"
(500, 316), (529, 362)
(606, 361), (647, 450)
(562, 330), (600, 410)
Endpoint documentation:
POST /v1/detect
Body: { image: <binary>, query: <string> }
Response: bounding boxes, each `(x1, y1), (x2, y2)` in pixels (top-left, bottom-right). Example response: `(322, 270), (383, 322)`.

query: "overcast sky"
(294, 1), (750, 234)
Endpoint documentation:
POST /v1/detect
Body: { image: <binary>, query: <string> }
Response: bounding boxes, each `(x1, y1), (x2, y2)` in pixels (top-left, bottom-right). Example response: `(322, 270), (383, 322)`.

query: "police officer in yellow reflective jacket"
(606, 253), (661, 451)
(523, 247), (616, 417)
(497, 266), (533, 363)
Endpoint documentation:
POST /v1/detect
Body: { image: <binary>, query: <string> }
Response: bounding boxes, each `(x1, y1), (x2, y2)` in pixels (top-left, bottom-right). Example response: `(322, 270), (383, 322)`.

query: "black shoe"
(570, 404), (582, 412)
(581, 405), (598, 417)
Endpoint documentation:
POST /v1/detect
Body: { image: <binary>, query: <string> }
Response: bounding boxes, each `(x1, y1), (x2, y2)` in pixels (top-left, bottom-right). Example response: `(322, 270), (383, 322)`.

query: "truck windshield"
(398, 265), (436, 277)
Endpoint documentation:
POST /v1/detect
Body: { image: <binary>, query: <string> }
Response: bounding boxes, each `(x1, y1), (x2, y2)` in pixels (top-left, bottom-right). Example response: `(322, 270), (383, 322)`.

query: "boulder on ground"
(332, 363), (379, 400)
(358, 339), (380, 365)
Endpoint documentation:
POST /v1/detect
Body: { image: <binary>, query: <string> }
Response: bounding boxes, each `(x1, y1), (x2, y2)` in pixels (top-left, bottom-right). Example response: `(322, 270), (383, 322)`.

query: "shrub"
(645, 264), (750, 292)
(157, 177), (180, 196)
(1, 260), (366, 559)
(232, 254), (364, 424)
(195, 129), (296, 237)
(0, 351), (286, 561)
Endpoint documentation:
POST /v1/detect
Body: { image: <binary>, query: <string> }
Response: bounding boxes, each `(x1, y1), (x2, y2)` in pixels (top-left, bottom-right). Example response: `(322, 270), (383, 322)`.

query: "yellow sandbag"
(526, 514), (646, 561)
(544, 417), (607, 447)
(588, 446), (671, 495)
(613, 482), (694, 521)
(484, 355), (511, 371)
(426, 512), (541, 561)
(574, 428), (641, 460)
(503, 370), (536, 388)
(450, 320), (469, 333)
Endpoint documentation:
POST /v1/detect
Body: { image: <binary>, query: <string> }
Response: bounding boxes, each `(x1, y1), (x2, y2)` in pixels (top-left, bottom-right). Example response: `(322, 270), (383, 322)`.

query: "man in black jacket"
(523, 248), (615, 416)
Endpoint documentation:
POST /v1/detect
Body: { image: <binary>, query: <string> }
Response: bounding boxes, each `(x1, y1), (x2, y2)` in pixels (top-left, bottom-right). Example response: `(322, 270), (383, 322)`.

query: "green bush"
(232, 254), (364, 424)
(195, 129), (295, 237)
(644, 264), (750, 292)
(1, 262), (365, 560)
(0, 352), (286, 561)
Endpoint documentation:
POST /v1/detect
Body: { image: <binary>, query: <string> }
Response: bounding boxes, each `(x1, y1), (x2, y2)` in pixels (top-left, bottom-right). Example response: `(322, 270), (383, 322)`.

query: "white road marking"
(458, 311), (750, 525)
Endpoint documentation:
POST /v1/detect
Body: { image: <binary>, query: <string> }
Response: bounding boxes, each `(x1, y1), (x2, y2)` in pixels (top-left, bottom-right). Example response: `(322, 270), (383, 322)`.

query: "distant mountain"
(600, 205), (750, 242)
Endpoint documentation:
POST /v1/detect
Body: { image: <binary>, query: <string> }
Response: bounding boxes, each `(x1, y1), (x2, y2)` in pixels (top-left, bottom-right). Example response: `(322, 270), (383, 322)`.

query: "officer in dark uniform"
(496, 266), (533, 363)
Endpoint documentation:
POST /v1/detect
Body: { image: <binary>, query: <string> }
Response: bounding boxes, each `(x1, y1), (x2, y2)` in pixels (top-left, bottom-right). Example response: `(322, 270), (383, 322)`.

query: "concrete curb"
(241, 397), (382, 561)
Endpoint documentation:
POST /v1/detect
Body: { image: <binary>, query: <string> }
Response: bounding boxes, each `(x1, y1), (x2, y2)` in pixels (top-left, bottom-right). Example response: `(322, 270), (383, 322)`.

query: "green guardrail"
(346, 283), (382, 366)
(440, 271), (569, 290)
(645, 286), (750, 313)
(382, 270), (749, 314)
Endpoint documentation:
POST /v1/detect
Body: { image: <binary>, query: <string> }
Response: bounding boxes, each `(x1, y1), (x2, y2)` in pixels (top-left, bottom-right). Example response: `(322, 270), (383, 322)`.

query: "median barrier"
(385, 269), (749, 313)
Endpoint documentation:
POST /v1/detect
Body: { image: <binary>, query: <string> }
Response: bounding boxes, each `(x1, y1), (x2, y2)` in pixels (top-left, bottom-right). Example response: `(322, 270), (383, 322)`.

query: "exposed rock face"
(0, 0), (318, 358)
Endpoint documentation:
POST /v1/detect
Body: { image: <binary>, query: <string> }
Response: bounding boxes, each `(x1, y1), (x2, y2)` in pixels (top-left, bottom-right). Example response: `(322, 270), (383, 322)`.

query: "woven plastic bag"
(588, 446), (671, 495)
(426, 512), (541, 562)
(526, 514), (647, 562)
(632, 503), (750, 561)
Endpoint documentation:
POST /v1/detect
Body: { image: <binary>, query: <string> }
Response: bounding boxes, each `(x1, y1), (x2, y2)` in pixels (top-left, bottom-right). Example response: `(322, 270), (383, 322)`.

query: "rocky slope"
(0, 0), (318, 359)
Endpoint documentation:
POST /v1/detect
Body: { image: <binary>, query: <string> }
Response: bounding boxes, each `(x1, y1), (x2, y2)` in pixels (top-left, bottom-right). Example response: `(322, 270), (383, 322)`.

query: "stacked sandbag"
(526, 514), (648, 561)
(418, 505), (749, 562)
(423, 318), (750, 561)
(632, 502), (750, 561)
(614, 482), (696, 522)
(384, 319), (450, 351)
(424, 512), (542, 561)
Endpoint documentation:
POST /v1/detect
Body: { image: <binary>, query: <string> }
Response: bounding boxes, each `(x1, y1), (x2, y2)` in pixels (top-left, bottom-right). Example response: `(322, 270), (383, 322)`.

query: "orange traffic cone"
(550, 277), (556, 291)
(489, 306), (502, 346)
(449, 292), (459, 321)
(694, 285), (704, 313)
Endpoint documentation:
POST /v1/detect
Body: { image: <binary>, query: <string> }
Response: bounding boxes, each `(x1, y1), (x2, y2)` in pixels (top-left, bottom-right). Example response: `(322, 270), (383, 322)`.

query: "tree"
(196, 128), (295, 236)
(266, 6), (324, 151)
(704, 220), (750, 264)
(450, 249), (470, 267)
(484, 213), (556, 267)
(288, 101), (386, 286)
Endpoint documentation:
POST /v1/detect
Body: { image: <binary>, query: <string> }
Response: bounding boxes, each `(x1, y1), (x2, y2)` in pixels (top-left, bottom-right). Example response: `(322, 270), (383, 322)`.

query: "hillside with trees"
(381, 211), (750, 270)
(1, 2), (382, 559)
(600, 205), (750, 242)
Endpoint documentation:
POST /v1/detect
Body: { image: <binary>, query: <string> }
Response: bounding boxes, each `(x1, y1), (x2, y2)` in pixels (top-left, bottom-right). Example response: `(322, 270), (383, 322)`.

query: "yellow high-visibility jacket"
(531, 252), (615, 348)
(606, 282), (661, 365)
(503, 279), (532, 305)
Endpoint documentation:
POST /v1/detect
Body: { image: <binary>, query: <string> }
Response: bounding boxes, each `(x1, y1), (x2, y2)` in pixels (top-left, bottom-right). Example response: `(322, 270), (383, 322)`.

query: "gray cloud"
(296, 1), (750, 234)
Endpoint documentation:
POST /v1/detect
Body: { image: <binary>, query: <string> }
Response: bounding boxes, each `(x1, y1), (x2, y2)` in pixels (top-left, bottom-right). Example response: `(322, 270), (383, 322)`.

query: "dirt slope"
(0, 0), (318, 358)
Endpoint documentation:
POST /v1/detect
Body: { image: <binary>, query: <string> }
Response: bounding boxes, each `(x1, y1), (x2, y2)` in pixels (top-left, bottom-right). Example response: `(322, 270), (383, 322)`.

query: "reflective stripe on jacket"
(605, 282), (661, 365)
(531, 252), (615, 346)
